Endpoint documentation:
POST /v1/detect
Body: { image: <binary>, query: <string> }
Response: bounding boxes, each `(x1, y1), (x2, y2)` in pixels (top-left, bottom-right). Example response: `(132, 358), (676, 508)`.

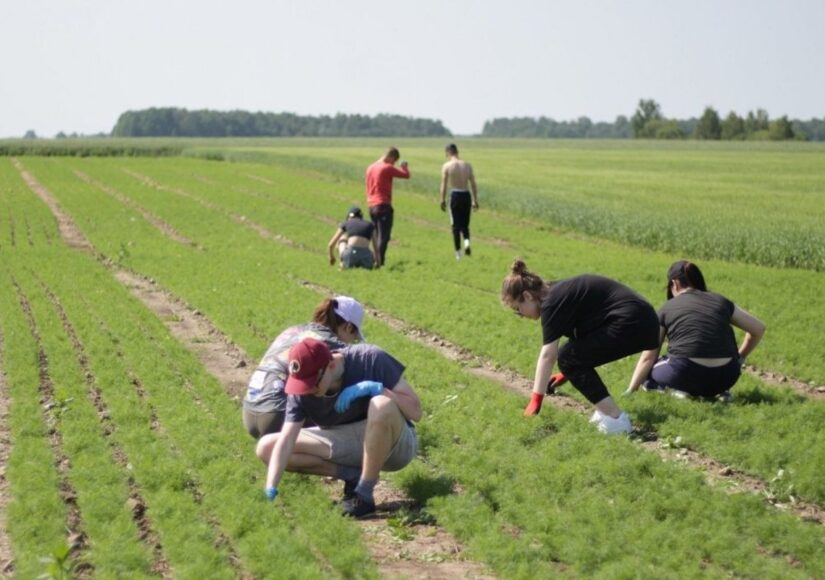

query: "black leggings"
(369, 204), (394, 266)
(648, 356), (741, 397)
(557, 305), (660, 404)
(449, 190), (471, 251)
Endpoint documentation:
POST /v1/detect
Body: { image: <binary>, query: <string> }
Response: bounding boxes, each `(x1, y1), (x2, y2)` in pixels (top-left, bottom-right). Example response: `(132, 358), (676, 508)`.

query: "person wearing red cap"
(242, 296), (367, 439)
(365, 147), (410, 268)
(625, 260), (766, 400)
(256, 337), (421, 518)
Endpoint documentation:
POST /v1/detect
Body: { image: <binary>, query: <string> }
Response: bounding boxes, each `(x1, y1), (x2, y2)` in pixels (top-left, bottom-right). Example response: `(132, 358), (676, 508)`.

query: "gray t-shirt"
(659, 291), (738, 358)
(285, 343), (405, 428)
(243, 323), (345, 413)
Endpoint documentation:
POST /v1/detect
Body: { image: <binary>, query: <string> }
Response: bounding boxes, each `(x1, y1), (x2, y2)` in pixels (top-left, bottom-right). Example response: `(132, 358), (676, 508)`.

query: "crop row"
(210, 138), (825, 271)
(3, 156), (824, 575)
(15, 156), (825, 507)
(0, 162), (374, 577)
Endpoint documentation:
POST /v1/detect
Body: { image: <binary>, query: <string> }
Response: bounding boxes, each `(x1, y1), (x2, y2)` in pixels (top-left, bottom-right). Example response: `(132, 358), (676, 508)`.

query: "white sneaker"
(589, 410), (603, 424)
(597, 412), (632, 435)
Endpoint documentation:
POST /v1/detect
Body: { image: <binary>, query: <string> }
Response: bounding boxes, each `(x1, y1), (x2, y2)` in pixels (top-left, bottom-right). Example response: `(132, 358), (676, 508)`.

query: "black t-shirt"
(659, 290), (737, 358)
(285, 344), (405, 428)
(341, 218), (374, 240)
(541, 274), (652, 344)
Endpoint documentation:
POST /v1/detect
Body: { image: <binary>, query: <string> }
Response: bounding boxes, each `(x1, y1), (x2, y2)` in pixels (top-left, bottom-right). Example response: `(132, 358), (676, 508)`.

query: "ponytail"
(311, 298), (347, 333)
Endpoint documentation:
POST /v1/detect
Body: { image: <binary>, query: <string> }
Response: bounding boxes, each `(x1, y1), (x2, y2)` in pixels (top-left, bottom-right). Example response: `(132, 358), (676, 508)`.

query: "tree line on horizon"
(110, 108), (451, 138)
(482, 99), (825, 141)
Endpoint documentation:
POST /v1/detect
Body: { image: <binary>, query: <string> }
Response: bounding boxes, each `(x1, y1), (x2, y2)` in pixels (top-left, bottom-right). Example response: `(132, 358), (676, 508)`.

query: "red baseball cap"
(285, 338), (332, 395)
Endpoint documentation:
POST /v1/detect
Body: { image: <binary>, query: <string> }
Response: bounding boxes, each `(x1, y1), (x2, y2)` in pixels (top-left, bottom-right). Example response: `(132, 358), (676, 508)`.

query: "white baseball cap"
(334, 296), (365, 341)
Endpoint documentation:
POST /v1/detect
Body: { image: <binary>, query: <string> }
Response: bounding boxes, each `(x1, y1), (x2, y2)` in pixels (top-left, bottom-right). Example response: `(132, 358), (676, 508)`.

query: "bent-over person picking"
(256, 338), (422, 517)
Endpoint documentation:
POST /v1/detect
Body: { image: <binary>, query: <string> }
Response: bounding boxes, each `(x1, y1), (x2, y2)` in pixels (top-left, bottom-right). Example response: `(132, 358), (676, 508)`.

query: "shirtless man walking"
(439, 143), (479, 260)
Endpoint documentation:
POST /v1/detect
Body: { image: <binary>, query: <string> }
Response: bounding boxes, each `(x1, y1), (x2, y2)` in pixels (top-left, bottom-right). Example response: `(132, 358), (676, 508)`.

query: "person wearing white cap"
(242, 296), (366, 439)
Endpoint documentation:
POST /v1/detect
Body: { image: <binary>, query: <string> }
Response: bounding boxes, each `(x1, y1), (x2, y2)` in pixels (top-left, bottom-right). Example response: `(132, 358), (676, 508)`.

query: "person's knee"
(367, 395), (402, 426)
(255, 434), (278, 463)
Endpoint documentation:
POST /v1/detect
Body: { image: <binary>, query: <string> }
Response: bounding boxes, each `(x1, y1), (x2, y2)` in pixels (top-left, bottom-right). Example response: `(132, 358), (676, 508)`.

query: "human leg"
(369, 205), (393, 266)
(255, 428), (341, 477)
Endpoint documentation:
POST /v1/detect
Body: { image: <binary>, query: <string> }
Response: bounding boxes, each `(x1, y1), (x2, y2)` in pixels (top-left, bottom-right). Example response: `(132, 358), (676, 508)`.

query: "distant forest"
(111, 108), (451, 138)
(483, 100), (825, 141)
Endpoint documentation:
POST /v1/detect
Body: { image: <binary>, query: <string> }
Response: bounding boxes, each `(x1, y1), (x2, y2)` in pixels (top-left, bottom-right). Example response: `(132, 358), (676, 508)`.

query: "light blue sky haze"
(2, 0), (822, 137)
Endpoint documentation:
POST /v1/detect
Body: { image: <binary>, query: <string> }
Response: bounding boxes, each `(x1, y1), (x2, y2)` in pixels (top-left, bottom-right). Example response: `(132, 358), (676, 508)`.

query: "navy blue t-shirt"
(285, 344), (405, 428)
(341, 218), (374, 240)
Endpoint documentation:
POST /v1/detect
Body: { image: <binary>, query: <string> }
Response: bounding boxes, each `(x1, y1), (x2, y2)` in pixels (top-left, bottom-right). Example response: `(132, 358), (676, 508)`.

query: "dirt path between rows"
(0, 330), (15, 576)
(14, 160), (495, 578)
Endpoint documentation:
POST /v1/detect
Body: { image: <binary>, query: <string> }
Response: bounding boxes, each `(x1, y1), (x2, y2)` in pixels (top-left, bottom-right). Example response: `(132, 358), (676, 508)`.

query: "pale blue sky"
(2, 0), (823, 137)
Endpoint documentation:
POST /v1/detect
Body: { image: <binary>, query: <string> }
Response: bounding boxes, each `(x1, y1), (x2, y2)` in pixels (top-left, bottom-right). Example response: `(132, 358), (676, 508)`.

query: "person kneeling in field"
(501, 259), (659, 434)
(242, 296), (366, 439)
(327, 206), (377, 270)
(256, 337), (422, 518)
(625, 260), (766, 401)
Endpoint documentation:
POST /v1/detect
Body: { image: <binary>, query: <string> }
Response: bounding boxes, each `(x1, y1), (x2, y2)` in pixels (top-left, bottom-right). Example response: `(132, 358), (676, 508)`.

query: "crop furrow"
(23, 217), (33, 247)
(72, 170), (203, 250)
(12, 280), (91, 576)
(123, 168), (311, 251)
(36, 277), (174, 577)
(0, 329), (15, 577)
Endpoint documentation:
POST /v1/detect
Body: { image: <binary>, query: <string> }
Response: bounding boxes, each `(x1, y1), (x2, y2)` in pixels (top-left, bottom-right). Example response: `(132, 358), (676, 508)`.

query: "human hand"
(523, 392), (543, 416)
(737, 355), (747, 367)
(335, 380), (384, 413)
(329, 255), (336, 266)
(440, 201), (446, 212)
(265, 487), (279, 501)
(472, 201), (479, 211)
(546, 372), (567, 393)
(621, 387), (635, 397)
(400, 160), (408, 169)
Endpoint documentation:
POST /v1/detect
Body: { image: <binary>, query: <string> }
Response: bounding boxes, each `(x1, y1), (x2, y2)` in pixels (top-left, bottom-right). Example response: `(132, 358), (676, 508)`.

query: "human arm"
(264, 419), (305, 498)
(439, 165), (448, 211)
(327, 228), (345, 266)
(731, 305), (766, 363)
(524, 340), (559, 416)
(625, 327), (665, 394)
(468, 166), (479, 209)
(382, 377), (422, 422)
(393, 162), (410, 179)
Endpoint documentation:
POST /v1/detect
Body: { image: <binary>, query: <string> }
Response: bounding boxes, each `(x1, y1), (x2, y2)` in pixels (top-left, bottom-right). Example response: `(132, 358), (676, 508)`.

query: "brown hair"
(500, 259), (546, 306)
(312, 298), (348, 333)
(384, 147), (400, 162)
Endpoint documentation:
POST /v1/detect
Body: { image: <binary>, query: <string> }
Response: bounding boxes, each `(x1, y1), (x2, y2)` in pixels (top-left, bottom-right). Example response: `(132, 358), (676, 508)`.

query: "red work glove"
(523, 392), (544, 416)
(546, 372), (568, 394)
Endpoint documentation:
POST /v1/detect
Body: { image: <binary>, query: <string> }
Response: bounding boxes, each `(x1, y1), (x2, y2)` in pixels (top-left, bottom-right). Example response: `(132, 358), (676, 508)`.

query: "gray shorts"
(341, 246), (374, 270)
(301, 420), (417, 471)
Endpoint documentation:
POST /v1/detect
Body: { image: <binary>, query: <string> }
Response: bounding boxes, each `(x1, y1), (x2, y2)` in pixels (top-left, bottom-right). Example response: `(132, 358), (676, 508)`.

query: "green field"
(1, 139), (824, 578)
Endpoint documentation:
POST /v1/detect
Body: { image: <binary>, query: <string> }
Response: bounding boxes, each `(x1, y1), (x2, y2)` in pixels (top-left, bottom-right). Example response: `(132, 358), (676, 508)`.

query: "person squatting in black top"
(625, 260), (766, 400)
(501, 259), (659, 434)
(327, 206), (377, 270)
(440, 144), (479, 260)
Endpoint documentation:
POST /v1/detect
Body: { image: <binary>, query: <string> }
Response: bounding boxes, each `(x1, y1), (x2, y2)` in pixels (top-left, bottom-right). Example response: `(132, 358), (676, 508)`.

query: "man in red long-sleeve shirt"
(365, 147), (410, 268)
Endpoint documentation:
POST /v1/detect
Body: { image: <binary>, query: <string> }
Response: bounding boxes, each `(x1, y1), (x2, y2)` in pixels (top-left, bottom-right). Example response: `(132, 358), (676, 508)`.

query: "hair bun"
(511, 259), (527, 275)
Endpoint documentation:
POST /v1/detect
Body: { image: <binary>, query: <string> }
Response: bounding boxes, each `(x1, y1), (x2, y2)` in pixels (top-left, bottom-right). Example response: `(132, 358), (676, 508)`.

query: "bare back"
(442, 158), (474, 191)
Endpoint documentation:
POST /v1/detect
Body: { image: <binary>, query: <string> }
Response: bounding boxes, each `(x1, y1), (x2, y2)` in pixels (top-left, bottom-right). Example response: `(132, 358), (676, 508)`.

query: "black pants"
(648, 356), (741, 397)
(557, 304), (660, 404)
(369, 204), (393, 267)
(449, 190), (472, 251)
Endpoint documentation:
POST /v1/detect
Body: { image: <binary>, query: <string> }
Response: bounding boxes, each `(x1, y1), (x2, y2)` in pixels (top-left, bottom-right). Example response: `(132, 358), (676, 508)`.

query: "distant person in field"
(625, 260), (766, 401)
(256, 337), (422, 518)
(365, 146), (410, 268)
(501, 259), (659, 434)
(440, 143), (479, 260)
(242, 296), (366, 439)
(327, 206), (376, 270)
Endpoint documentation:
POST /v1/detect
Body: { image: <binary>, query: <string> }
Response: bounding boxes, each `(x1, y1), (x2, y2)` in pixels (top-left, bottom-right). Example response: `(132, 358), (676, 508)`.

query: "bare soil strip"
(745, 365), (825, 401)
(18, 163), (491, 578)
(72, 170), (202, 249)
(0, 330), (15, 576)
(13, 280), (91, 576)
(36, 276), (173, 578)
(300, 279), (825, 526)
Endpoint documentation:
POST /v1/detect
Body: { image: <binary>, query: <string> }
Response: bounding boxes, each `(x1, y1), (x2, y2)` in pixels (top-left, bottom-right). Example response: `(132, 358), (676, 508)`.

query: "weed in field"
(37, 542), (75, 580)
